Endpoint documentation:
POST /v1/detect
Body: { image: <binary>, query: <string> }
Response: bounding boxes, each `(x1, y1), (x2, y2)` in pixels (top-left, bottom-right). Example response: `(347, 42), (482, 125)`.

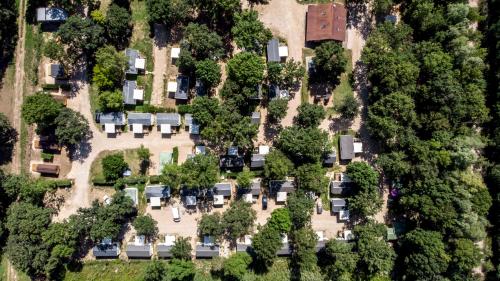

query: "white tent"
(161, 124), (171, 134)
(243, 193), (253, 203)
(353, 142), (363, 153)
(276, 191), (287, 203)
(150, 197), (161, 208)
(132, 123), (143, 134)
(135, 58), (145, 70)
(213, 195), (224, 206)
(171, 47), (180, 59)
(133, 89), (144, 100)
(278, 46), (289, 58)
(104, 123), (115, 133)
(167, 81), (177, 93)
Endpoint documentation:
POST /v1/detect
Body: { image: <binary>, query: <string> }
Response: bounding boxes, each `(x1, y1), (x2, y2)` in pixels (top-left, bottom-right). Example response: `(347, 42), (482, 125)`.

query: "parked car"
(172, 207), (181, 222)
(317, 201), (323, 214)
(262, 195), (268, 210)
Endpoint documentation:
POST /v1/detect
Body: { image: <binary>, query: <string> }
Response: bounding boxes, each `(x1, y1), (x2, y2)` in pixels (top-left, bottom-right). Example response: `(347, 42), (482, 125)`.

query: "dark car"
(262, 195), (268, 210)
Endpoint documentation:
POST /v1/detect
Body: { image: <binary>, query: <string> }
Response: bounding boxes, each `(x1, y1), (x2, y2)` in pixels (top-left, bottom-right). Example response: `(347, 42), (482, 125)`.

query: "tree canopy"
(312, 41), (347, 85)
(105, 4), (131, 49)
(294, 103), (326, 128)
(231, 10), (272, 53)
(294, 163), (328, 194)
(264, 150), (294, 180)
(102, 153), (129, 181)
(222, 200), (256, 241)
(180, 153), (219, 189)
(133, 215), (158, 239)
(0, 113), (17, 164)
(226, 52), (265, 88)
(146, 0), (191, 26)
(276, 126), (329, 164)
(92, 45), (127, 90)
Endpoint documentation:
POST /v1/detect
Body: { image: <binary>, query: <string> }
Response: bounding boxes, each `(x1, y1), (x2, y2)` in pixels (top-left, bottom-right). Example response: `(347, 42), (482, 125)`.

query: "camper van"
(172, 207), (181, 222)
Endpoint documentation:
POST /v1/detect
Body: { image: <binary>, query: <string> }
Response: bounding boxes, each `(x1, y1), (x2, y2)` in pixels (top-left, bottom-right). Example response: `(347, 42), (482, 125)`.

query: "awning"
(104, 123), (115, 133)
(243, 193), (253, 203)
(161, 124), (171, 134)
(171, 47), (180, 58)
(167, 81), (177, 93)
(277, 191), (287, 202)
(279, 46), (288, 57)
(133, 89), (144, 100)
(132, 123), (143, 134)
(214, 195), (224, 206)
(150, 197), (161, 207)
(354, 142), (363, 153)
(135, 58), (145, 69)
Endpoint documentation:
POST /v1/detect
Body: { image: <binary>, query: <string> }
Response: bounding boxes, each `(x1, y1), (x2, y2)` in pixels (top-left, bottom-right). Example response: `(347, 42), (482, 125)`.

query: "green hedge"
(92, 177), (115, 186)
(55, 179), (73, 188)
(124, 176), (147, 185)
(149, 175), (161, 184)
(173, 147), (179, 164)
(41, 152), (54, 162)
(177, 104), (191, 114)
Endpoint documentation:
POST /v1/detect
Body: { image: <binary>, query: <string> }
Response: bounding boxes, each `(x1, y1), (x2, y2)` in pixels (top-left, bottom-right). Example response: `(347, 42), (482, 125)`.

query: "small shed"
(386, 228), (397, 241)
(213, 183), (232, 197)
(276, 191), (287, 203)
(184, 114), (200, 135)
(49, 64), (64, 78)
(279, 46), (288, 59)
(339, 135), (354, 160)
(227, 146), (239, 156)
(123, 80), (138, 105)
(171, 47), (180, 63)
(124, 187), (138, 206)
(339, 209), (350, 221)
(323, 150), (337, 166)
(145, 185), (171, 200)
(93, 239), (120, 259)
(32, 163), (60, 175)
(259, 145), (270, 155)
(251, 154), (265, 169)
(157, 235), (176, 258)
(125, 49), (145, 75)
(195, 145), (206, 155)
(266, 38), (280, 62)
(277, 235), (291, 256)
(36, 7), (68, 22)
(128, 113), (153, 133)
(126, 236), (152, 259)
(251, 112), (261, 125)
(331, 198), (346, 212)
(175, 75), (189, 100)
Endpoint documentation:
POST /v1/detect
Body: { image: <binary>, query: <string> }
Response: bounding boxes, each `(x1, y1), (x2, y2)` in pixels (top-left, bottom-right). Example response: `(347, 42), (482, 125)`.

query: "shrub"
(173, 147), (179, 164)
(41, 152), (54, 162)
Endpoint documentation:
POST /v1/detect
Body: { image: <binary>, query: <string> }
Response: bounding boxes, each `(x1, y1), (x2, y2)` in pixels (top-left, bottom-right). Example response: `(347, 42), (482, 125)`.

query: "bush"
(149, 175), (161, 184)
(54, 179), (73, 188)
(41, 152), (54, 162)
(102, 153), (128, 181)
(177, 104), (191, 115)
(173, 147), (179, 164)
(92, 177), (115, 186)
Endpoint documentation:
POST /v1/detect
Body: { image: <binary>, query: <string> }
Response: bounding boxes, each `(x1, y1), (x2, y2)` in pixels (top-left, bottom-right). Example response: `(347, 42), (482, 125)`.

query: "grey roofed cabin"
(251, 154), (265, 168)
(125, 49), (139, 75)
(145, 185), (171, 200)
(99, 112), (126, 125)
(36, 7), (68, 22)
(157, 244), (174, 258)
(238, 180), (261, 196)
(330, 180), (352, 195)
(213, 183), (232, 197)
(175, 75), (189, 100)
(269, 180), (295, 195)
(126, 244), (152, 258)
(331, 198), (346, 212)
(340, 135), (354, 160)
(93, 241), (120, 258)
(123, 80), (137, 105)
(127, 112), (153, 126)
(251, 112), (261, 125)
(156, 113), (181, 126)
(267, 38), (280, 62)
(50, 64), (64, 78)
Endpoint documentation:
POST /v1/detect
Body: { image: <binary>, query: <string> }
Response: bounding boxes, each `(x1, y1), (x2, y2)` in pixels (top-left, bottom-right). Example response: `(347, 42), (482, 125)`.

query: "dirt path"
(10, 0), (27, 174)
(151, 24), (167, 106)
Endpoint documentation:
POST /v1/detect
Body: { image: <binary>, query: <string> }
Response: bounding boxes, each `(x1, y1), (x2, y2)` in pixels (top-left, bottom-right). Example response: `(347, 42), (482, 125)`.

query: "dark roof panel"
(267, 39), (280, 62)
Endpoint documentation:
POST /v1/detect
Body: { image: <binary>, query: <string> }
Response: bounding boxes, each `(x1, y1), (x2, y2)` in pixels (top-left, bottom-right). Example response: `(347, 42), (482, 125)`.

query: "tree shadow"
(68, 133), (93, 162)
(264, 121), (282, 143)
(346, 1), (373, 40)
(0, 124), (18, 165)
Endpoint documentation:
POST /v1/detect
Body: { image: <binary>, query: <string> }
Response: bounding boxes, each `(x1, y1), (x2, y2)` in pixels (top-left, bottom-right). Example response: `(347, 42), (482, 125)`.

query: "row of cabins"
(93, 235), (221, 259)
(97, 112), (199, 135)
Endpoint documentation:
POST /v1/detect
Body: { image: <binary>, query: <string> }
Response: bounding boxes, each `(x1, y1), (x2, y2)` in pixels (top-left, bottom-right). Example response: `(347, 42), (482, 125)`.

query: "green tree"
(448, 238), (482, 279)
(194, 0), (241, 21)
(146, 0), (190, 25)
(294, 103), (326, 128)
(190, 97), (220, 128)
(137, 144), (151, 174)
(90, 10), (105, 24)
(43, 39), (65, 62)
(264, 150), (294, 180)
(98, 90), (123, 111)
(345, 162), (382, 217)
(171, 237), (192, 260)
(143, 260), (167, 281)
(231, 10), (272, 53)
(0, 113), (17, 164)
(267, 62), (282, 84)
(281, 59), (306, 89)
(357, 232), (395, 277)
(267, 99), (288, 123)
(287, 191), (314, 229)
(181, 23), (224, 60)
(294, 163), (328, 194)
(291, 227), (318, 271)
(21, 92), (62, 127)
(198, 213), (224, 239)
(161, 164), (182, 191)
(195, 59), (221, 89)
(276, 126), (329, 164)
(251, 225), (282, 267)
(373, 0), (394, 15)
(338, 94), (359, 120)
(223, 252), (252, 280)
(133, 215), (158, 239)
(267, 208), (292, 234)
(312, 41), (347, 85)
(236, 168), (253, 189)
(181, 153), (219, 189)
(227, 52), (265, 88)
(222, 200), (256, 241)
(323, 239), (358, 280)
(102, 153), (129, 181)
(168, 259), (196, 281)
(376, 151), (411, 179)
(92, 45), (127, 90)
(54, 108), (90, 147)
(400, 229), (450, 280)
(105, 4), (131, 49)
(57, 16), (105, 57)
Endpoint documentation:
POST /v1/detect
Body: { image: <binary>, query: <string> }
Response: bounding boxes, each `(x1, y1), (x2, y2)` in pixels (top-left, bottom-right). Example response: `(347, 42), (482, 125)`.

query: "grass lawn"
(89, 148), (142, 183)
(0, 255), (31, 281)
(24, 24), (43, 86)
(64, 260), (156, 281)
(329, 49), (353, 116)
(301, 48), (315, 104)
(130, 0), (153, 72)
(134, 74), (153, 112)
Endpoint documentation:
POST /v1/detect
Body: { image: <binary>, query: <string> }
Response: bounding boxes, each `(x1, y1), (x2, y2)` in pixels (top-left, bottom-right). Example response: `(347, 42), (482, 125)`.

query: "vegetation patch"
(24, 24), (43, 86)
(330, 49), (353, 115)
(90, 149), (141, 185)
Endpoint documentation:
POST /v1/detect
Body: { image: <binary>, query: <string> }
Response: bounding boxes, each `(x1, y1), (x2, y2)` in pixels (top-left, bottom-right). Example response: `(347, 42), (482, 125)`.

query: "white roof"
(163, 235), (176, 246)
(135, 58), (145, 69)
(133, 89), (144, 100)
(243, 193), (253, 203)
(195, 145), (206, 155)
(278, 46), (288, 57)
(258, 145), (270, 155)
(214, 195), (224, 206)
(339, 210), (350, 221)
(171, 47), (180, 58)
(150, 197), (161, 207)
(277, 191), (287, 202)
(104, 123), (115, 133)
(135, 235), (146, 246)
(161, 124), (171, 134)
(316, 231), (325, 241)
(354, 142), (363, 153)
(167, 81), (177, 92)
(132, 123), (143, 134)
